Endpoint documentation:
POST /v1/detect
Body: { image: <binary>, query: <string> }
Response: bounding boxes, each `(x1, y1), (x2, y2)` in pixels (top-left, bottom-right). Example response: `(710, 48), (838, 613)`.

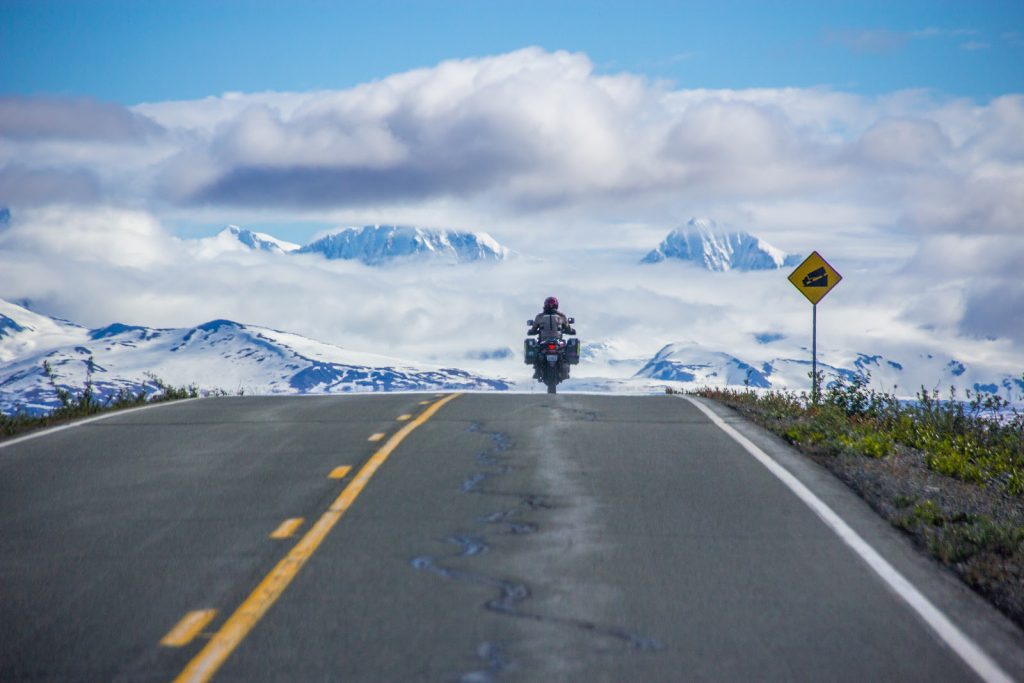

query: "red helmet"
(543, 296), (559, 311)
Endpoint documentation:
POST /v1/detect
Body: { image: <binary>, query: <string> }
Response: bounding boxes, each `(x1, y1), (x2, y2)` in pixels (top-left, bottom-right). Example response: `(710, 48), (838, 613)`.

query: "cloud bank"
(0, 49), (1019, 234)
(1, 47), (1022, 364)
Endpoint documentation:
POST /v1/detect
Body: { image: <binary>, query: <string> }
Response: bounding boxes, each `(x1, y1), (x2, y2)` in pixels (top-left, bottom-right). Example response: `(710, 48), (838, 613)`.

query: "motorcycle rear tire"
(543, 365), (559, 394)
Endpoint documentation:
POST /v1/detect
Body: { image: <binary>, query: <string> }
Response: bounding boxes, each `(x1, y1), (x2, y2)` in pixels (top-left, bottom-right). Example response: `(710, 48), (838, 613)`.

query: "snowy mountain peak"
(191, 225), (300, 258)
(89, 323), (149, 340)
(297, 225), (510, 265)
(220, 225), (300, 254)
(642, 218), (801, 271)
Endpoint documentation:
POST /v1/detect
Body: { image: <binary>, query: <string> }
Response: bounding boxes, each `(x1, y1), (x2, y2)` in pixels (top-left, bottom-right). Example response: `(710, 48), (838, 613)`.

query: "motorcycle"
(524, 317), (580, 394)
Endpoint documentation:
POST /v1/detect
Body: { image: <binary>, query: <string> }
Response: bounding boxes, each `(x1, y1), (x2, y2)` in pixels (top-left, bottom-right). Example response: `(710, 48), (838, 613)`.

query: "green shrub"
(840, 429), (895, 458)
(695, 371), (1024, 495)
(930, 517), (1024, 563)
(0, 360), (204, 441)
(912, 500), (945, 526)
(892, 494), (916, 509)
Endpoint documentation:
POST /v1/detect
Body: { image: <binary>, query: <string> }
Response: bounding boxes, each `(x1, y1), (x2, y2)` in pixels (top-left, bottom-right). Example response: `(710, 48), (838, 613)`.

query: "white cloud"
(0, 206), (176, 268)
(902, 233), (1024, 343)
(1, 49), (1019, 241)
(0, 48), (1023, 370)
(0, 96), (162, 142)
(846, 118), (951, 169)
(0, 165), (104, 206)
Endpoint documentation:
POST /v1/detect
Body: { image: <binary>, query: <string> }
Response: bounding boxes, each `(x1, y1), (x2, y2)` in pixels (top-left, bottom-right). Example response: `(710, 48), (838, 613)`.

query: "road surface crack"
(410, 422), (663, 681)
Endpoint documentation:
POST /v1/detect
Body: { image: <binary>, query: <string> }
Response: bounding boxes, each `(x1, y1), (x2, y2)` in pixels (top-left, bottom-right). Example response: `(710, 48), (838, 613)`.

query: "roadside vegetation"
(688, 374), (1024, 629)
(0, 358), (202, 442)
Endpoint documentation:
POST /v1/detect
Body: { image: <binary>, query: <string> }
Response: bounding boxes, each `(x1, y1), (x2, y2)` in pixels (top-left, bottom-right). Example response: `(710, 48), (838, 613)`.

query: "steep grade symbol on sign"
(802, 267), (829, 288)
(788, 251), (842, 306)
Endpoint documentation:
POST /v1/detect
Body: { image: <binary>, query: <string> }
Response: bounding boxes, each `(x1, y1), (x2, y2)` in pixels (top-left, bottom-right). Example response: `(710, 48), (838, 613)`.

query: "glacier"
(642, 218), (802, 271)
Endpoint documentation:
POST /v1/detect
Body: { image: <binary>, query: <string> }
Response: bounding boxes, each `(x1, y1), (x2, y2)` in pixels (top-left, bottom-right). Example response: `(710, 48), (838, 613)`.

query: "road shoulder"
(686, 394), (1024, 681)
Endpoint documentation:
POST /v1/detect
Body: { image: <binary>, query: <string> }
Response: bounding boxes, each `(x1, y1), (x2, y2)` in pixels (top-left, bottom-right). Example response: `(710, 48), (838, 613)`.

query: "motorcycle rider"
(529, 296), (575, 379)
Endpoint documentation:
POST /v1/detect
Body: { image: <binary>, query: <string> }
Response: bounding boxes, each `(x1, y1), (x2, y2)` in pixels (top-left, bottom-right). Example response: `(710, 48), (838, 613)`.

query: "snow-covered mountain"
(297, 225), (510, 265)
(0, 300), (509, 415)
(6, 296), (1021, 415)
(224, 225), (300, 253)
(637, 343), (777, 387)
(194, 225), (300, 257)
(634, 341), (1024, 403)
(0, 299), (88, 363)
(642, 218), (802, 271)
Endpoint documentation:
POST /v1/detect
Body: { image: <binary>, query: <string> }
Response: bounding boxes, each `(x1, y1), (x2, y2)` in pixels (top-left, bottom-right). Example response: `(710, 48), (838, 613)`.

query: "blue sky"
(2, 0), (1022, 102)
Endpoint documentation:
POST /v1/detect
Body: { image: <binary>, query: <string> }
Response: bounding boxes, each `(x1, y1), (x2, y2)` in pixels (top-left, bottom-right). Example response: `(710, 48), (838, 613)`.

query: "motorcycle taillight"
(548, 343), (556, 350)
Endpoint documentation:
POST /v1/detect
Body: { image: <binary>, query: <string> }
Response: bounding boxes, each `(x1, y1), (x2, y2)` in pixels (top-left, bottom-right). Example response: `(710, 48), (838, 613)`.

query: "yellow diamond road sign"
(788, 251), (842, 305)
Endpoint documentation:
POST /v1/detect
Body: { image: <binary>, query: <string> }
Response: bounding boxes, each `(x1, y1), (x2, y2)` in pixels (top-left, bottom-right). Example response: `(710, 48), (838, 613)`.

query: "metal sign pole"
(812, 303), (818, 403)
(788, 251), (841, 405)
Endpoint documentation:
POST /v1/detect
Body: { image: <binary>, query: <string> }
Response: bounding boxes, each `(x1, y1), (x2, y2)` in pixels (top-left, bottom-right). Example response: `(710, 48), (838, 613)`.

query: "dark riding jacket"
(530, 310), (574, 339)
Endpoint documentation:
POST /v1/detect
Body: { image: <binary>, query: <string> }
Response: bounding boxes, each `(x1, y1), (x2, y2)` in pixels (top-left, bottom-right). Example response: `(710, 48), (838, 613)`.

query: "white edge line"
(683, 396), (1013, 683)
(0, 397), (203, 450)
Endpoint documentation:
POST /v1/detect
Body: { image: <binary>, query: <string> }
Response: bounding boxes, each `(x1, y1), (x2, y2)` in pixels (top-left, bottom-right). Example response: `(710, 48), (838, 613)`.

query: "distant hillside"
(0, 299), (509, 415)
(634, 341), (1024, 404)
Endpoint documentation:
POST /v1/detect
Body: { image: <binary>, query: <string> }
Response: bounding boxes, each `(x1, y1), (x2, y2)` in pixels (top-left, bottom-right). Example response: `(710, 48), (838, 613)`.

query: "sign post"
(788, 251), (842, 403)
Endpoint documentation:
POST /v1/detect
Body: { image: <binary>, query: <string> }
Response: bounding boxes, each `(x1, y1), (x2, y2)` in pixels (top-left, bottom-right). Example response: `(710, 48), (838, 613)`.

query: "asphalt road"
(1, 394), (1022, 682)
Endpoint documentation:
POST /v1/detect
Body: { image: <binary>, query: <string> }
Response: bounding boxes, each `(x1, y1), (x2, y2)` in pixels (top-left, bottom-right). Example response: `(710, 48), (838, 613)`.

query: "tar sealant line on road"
(171, 393), (463, 683)
(683, 396), (1014, 683)
(410, 420), (663, 682)
(0, 397), (203, 450)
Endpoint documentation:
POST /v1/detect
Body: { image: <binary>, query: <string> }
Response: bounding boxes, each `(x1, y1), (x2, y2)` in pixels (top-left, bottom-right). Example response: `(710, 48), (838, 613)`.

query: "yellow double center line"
(173, 393), (462, 683)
